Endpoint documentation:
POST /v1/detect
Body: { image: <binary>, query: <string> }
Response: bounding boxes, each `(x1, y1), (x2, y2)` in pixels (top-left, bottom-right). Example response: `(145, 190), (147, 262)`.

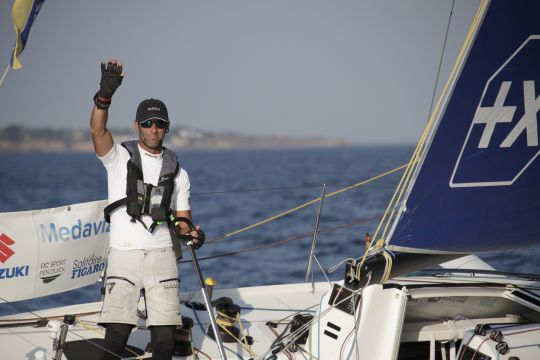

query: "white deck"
(1, 276), (539, 359)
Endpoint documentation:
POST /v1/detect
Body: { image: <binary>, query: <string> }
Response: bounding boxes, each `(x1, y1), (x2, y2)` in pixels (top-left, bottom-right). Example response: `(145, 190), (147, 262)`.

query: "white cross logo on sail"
(471, 81), (516, 148)
(451, 35), (540, 187)
(473, 80), (540, 149)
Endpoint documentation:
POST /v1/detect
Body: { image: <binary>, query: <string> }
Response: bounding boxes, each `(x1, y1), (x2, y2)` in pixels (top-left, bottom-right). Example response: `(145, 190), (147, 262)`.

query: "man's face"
(135, 119), (169, 153)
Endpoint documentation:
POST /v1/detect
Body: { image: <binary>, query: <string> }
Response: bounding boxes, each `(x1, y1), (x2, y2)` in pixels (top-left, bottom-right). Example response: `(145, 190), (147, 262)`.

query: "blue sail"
(389, 0), (540, 253)
(347, 0), (540, 288)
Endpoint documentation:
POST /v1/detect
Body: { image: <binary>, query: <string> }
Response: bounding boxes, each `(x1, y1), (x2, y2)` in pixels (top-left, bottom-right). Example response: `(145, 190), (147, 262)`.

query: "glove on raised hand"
(94, 61), (123, 110)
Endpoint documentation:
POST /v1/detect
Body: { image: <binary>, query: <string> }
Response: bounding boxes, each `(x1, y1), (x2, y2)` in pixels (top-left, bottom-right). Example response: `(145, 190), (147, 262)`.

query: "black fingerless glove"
(192, 229), (205, 250)
(94, 62), (123, 110)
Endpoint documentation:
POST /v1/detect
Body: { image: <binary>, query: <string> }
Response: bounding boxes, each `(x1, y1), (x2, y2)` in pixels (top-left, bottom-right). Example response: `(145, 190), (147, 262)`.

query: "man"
(90, 58), (204, 359)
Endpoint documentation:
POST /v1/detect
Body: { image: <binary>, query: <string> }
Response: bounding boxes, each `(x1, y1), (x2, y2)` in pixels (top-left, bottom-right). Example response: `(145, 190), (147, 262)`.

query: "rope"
(194, 347), (213, 360)
(180, 215), (381, 264)
(0, 303), (134, 360)
(76, 318), (104, 336)
(0, 64), (10, 88)
(260, 281), (370, 359)
(264, 286), (363, 359)
(213, 308), (260, 358)
(216, 311), (237, 327)
(193, 184), (326, 196)
(425, 0), (457, 131)
(206, 164), (407, 244)
(267, 325), (294, 360)
(353, 0), (490, 284)
(236, 313), (249, 347)
(74, 317), (145, 359)
(380, 249), (394, 283)
(192, 183), (397, 197)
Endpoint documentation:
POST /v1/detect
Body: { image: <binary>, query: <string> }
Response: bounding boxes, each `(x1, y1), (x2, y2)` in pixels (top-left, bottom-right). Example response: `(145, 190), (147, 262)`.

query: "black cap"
(136, 98), (169, 123)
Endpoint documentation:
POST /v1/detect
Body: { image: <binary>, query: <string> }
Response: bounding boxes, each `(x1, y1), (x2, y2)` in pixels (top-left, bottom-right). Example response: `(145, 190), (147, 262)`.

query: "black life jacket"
(103, 140), (180, 233)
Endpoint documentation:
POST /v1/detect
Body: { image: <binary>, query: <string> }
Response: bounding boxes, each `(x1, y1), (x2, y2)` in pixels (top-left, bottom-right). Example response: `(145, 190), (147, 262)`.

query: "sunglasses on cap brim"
(139, 119), (168, 129)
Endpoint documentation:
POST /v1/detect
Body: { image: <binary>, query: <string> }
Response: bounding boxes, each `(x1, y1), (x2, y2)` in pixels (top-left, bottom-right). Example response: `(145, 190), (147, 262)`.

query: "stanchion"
(172, 216), (228, 360)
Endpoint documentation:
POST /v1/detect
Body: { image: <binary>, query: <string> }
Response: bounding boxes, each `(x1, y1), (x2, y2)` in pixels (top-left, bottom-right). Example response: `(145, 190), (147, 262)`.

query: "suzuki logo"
(451, 35), (540, 187)
(0, 234), (15, 263)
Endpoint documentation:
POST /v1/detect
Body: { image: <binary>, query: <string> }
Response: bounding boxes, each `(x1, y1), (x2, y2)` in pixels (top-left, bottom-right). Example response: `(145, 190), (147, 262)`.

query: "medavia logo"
(451, 36), (540, 187)
(39, 218), (110, 243)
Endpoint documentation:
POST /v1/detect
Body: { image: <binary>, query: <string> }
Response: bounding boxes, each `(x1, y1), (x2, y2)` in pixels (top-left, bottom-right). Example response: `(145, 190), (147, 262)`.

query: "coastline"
(0, 125), (348, 152)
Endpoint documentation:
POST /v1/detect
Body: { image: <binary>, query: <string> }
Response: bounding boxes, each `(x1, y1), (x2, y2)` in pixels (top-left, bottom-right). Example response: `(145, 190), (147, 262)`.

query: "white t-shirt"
(99, 142), (191, 250)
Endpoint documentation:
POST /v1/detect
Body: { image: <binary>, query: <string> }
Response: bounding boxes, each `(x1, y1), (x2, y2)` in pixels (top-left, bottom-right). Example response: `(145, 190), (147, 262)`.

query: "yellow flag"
(11, 0), (45, 69)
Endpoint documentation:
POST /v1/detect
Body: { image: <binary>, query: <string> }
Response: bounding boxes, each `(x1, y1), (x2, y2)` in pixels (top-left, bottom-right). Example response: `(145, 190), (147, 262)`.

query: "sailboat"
(2, 0), (540, 358)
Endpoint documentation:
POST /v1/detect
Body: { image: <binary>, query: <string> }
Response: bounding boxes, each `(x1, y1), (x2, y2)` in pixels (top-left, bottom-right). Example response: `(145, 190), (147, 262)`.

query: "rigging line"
(191, 308), (245, 360)
(360, 0), (490, 270)
(192, 185), (325, 196)
(426, 0), (456, 128)
(76, 320), (144, 360)
(180, 216), (381, 264)
(0, 297), (123, 359)
(267, 325), (294, 360)
(0, 297), (126, 359)
(378, 0), (489, 244)
(0, 310), (101, 324)
(373, 0), (459, 249)
(192, 183), (398, 196)
(269, 287), (364, 358)
(0, 64), (10, 88)
(203, 213), (381, 247)
(363, 146), (427, 253)
(194, 347), (214, 360)
(181, 232), (308, 263)
(207, 164), (408, 244)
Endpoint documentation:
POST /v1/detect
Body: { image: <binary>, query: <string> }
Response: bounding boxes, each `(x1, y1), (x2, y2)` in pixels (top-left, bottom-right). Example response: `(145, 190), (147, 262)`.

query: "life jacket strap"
(104, 198), (127, 223)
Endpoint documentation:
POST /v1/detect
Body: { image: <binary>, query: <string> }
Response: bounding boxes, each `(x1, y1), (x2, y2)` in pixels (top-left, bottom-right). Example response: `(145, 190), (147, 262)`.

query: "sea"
(1, 146), (539, 316)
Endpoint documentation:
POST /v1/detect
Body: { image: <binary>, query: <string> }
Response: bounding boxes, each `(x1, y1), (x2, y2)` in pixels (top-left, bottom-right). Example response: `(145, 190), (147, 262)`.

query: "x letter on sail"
(451, 36), (540, 187)
(500, 80), (540, 148)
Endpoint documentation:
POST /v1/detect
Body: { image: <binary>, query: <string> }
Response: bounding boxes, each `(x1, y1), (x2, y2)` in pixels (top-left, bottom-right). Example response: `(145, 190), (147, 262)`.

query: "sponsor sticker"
(39, 258), (67, 283)
(0, 233), (15, 263)
(71, 253), (106, 279)
(451, 36), (540, 187)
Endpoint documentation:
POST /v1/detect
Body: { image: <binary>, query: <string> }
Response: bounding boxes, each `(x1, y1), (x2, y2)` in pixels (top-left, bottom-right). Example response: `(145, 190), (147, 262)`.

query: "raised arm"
(90, 58), (124, 157)
(90, 104), (113, 157)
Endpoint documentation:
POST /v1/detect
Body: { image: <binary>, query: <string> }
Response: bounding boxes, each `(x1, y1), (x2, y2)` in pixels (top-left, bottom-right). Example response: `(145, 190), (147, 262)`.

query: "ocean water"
(1, 146), (539, 315)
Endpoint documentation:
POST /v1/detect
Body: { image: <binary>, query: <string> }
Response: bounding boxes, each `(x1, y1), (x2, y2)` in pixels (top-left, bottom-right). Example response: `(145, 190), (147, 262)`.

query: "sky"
(0, 0), (480, 145)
